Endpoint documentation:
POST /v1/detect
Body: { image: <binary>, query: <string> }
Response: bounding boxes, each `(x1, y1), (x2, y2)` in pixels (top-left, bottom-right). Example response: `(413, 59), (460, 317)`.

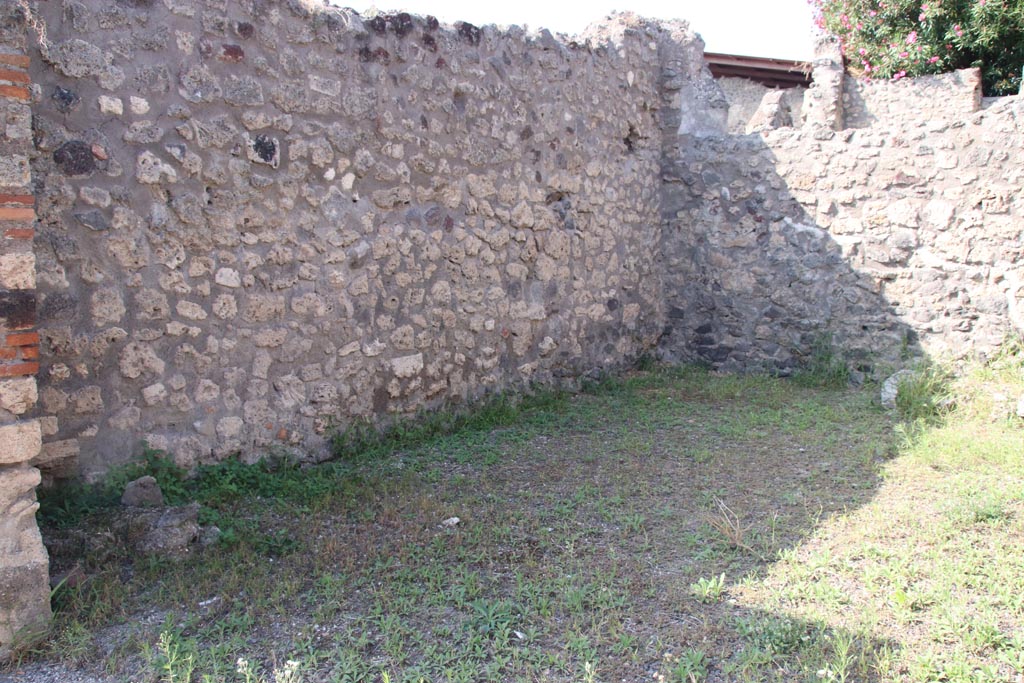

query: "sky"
(349, 0), (820, 61)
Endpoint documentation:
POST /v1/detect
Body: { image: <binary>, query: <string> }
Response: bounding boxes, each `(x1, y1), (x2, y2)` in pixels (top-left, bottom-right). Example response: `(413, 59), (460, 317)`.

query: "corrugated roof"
(704, 52), (812, 88)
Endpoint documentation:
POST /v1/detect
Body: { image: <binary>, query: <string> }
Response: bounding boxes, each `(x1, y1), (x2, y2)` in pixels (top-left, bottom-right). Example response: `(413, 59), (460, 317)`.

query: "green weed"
(792, 334), (851, 389)
(672, 648), (709, 682)
(37, 445), (187, 527)
(815, 630), (857, 683)
(894, 364), (952, 423)
(734, 614), (808, 655)
(690, 573), (727, 603)
(153, 630), (196, 683)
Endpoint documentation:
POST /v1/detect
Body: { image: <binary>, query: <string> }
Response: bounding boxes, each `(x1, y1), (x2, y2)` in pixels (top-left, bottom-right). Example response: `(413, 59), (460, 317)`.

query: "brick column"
(0, 0), (51, 660)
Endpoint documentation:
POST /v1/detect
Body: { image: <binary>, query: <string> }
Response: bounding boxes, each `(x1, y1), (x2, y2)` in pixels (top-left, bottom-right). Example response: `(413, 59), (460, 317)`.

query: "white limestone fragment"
(176, 300), (208, 320)
(215, 268), (241, 288)
(391, 353), (424, 378)
(130, 96), (151, 115)
(136, 151), (177, 184)
(142, 383), (168, 406)
(98, 95), (123, 116)
(217, 417), (244, 440)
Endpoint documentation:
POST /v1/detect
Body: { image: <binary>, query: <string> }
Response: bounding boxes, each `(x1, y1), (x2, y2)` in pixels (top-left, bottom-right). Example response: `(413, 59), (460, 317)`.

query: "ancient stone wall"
(6, 0), (1021, 485)
(0, 0), (50, 658)
(661, 73), (1024, 375)
(842, 68), (983, 129)
(25, 2), (712, 480)
(717, 77), (805, 134)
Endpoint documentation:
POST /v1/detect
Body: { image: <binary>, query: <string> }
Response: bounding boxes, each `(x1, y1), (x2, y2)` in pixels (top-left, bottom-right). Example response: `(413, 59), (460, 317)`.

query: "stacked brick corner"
(0, 0), (51, 661)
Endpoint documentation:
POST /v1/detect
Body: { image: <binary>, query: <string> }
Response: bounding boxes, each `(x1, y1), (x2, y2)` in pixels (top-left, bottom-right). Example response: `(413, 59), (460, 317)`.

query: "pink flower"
(869, 10), (877, 16)
(900, 51), (909, 57)
(859, 47), (867, 55)
(929, 55), (940, 63)
(907, 31), (917, 44)
(919, 12), (926, 20)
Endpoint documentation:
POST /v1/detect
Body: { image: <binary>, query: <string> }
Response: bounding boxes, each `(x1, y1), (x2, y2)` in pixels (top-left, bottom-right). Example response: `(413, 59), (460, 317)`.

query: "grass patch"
(39, 384), (583, 540)
(791, 333), (851, 389)
(329, 384), (571, 463)
(14, 351), (1024, 682)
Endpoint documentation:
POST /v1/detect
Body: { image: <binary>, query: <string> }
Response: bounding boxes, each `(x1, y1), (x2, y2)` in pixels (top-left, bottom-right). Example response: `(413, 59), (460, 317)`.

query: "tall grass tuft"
(894, 364), (953, 423)
(792, 334), (850, 389)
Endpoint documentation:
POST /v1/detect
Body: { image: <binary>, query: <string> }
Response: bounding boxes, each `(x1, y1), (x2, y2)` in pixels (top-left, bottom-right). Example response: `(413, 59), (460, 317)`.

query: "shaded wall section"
(660, 133), (914, 375)
(26, 3), (717, 479)
(661, 64), (1024, 374)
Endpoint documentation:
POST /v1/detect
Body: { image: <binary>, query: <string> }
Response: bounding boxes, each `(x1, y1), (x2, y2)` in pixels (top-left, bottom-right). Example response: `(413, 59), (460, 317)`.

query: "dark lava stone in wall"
(252, 135), (277, 164)
(457, 21), (481, 46)
(0, 291), (36, 330)
(53, 140), (95, 176)
(51, 86), (80, 113)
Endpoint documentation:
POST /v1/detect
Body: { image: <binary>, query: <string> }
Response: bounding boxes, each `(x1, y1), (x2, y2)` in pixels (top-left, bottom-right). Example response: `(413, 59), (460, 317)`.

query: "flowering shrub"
(811, 0), (1024, 95)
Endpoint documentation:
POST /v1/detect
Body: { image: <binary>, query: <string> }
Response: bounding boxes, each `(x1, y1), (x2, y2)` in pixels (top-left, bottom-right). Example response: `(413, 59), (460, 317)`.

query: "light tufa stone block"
(0, 421), (41, 466)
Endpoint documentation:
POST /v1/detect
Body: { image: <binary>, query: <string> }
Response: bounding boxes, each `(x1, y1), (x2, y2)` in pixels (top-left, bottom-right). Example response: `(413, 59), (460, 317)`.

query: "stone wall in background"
(843, 68), (982, 129)
(661, 68), (1023, 375)
(0, 0), (51, 658)
(717, 77), (805, 134)
(26, 1), (716, 480)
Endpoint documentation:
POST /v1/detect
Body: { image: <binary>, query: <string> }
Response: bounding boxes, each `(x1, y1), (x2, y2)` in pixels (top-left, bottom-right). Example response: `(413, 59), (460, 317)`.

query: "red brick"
(20, 345), (38, 360)
(0, 55), (30, 69)
(3, 228), (33, 239)
(6, 332), (39, 347)
(0, 362), (38, 377)
(0, 85), (29, 101)
(0, 207), (35, 221)
(0, 68), (29, 84)
(0, 347), (16, 361)
(0, 194), (34, 206)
